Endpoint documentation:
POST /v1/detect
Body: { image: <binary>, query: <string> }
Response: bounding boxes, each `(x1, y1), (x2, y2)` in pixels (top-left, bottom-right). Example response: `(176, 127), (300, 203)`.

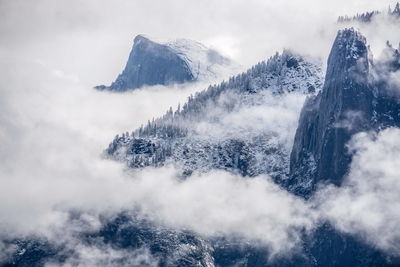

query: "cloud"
(315, 128), (400, 256)
(125, 168), (317, 257)
(45, 245), (158, 267)
(369, 38), (400, 98)
(352, 12), (400, 58)
(0, 0), (396, 87)
(0, 241), (17, 264)
(1, 0), (400, 264)
(0, 47), (318, 264)
(0, 54), (214, 237)
(0, 46), (316, 261)
(193, 90), (306, 149)
(333, 110), (365, 131)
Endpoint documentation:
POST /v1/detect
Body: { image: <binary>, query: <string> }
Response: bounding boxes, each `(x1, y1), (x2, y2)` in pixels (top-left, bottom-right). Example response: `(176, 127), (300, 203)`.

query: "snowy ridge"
(106, 50), (324, 180)
(167, 38), (236, 81)
(135, 34), (239, 81)
(96, 34), (239, 91)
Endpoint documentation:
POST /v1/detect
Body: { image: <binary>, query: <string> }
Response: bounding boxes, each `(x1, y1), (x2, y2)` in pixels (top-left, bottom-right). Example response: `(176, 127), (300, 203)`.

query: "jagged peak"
(96, 34), (239, 91)
(321, 28), (371, 106)
(133, 34), (152, 44)
(332, 28), (368, 62)
(336, 28), (366, 43)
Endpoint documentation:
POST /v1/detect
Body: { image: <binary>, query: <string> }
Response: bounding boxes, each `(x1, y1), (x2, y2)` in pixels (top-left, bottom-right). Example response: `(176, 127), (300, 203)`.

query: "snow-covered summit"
(167, 38), (234, 81)
(106, 50), (324, 179)
(95, 34), (238, 91)
(335, 28), (367, 60)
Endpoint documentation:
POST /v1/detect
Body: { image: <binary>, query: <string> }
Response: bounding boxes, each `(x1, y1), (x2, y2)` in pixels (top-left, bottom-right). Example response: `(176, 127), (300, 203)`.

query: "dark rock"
(289, 28), (400, 196)
(289, 28), (375, 195)
(97, 35), (194, 91)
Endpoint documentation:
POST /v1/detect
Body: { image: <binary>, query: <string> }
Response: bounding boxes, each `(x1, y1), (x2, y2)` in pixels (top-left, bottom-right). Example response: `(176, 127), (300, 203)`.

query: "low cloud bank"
(316, 128), (400, 256)
(1, 1), (400, 263)
(2, 69), (400, 261)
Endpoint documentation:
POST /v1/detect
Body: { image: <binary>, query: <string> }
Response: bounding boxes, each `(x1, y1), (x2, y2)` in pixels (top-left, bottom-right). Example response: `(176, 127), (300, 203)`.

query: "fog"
(1, 0), (400, 264)
(0, 0), (396, 86)
(316, 128), (400, 256)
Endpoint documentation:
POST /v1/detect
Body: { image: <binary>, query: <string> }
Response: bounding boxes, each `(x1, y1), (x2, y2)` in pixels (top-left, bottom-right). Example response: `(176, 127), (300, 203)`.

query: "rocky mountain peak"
(133, 34), (151, 44)
(288, 29), (374, 195)
(289, 28), (400, 197)
(95, 35), (237, 91)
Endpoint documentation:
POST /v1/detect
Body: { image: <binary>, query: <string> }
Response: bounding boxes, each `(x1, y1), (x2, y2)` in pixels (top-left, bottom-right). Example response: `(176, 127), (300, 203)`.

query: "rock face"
(286, 28), (400, 267)
(289, 29), (373, 195)
(289, 28), (400, 196)
(106, 50), (324, 180)
(96, 35), (234, 91)
(6, 30), (400, 267)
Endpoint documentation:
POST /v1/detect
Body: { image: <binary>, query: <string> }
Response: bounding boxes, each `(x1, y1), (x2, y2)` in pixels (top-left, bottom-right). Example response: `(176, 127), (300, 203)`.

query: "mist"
(0, 0), (397, 86)
(316, 128), (400, 256)
(1, 0), (400, 264)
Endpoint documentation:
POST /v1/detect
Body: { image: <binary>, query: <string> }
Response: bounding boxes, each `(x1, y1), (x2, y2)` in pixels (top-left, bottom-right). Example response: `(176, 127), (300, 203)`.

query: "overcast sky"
(0, 0), (396, 86)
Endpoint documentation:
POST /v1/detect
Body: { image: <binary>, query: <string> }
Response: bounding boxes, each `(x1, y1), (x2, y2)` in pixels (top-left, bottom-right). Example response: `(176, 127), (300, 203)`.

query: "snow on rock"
(95, 35), (239, 91)
(167, 38), (236, 81)
(106, 50), (324, 182)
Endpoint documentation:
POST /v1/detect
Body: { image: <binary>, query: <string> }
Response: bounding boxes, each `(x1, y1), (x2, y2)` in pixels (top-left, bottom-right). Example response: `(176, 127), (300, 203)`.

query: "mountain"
(102, 28), (400, 267)
(106, 50), (324, 181)
(103, 28), (400, 266)
(288, 28), (400, 197)
(95, 35), (236, 91)
(3, 213), (215, 267)
(1, 50), (325, 267)
(5, 26), (400, 267)
(285, 28), (400, 266)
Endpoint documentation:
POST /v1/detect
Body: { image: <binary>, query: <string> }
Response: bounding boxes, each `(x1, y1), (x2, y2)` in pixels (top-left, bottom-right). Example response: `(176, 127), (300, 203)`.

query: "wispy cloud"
(1, 0), (400, 264)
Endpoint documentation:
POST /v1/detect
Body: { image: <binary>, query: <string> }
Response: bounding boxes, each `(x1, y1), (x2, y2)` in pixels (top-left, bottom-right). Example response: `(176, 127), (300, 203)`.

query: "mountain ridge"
(288, 28), (400, 197)
(106, 50), (324, 180)
(4, 22), (400, 267)
(95, 35), (236, 91)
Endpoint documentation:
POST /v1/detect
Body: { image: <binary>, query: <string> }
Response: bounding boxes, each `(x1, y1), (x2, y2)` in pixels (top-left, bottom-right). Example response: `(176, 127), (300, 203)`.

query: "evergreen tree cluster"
(110, 51), (313, 144)
(338, 3), (400, 23)
(106, 51), (323, 175)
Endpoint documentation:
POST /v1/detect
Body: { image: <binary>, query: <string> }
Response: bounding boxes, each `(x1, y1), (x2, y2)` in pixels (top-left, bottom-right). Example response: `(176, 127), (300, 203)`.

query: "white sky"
(0, 0), (396, 86)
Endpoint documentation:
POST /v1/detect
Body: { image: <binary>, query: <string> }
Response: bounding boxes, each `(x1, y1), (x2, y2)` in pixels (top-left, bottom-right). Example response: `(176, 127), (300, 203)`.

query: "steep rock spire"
(289, 28), (374, 195)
